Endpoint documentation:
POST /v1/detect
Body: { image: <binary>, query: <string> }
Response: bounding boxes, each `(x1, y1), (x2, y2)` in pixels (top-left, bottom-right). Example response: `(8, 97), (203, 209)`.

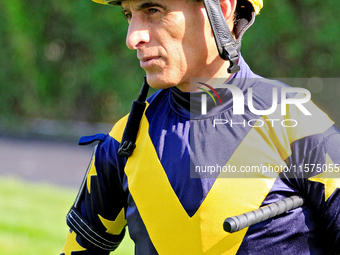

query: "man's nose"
(126, 18), (150, 50)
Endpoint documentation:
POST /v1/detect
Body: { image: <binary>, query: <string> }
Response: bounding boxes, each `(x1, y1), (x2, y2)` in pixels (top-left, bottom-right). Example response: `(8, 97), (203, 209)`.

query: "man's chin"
(145, 73), (177, 90)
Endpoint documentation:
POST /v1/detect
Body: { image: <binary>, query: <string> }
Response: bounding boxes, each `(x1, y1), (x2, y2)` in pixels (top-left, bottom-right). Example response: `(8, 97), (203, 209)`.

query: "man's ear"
(220, 0), (237, 31)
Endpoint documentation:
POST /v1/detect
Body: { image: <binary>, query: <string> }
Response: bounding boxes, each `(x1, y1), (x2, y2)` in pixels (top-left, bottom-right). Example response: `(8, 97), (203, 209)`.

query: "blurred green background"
(1, 0), (340, 127)
(0, 0), (340, 254)
(0, 177), (134, 254)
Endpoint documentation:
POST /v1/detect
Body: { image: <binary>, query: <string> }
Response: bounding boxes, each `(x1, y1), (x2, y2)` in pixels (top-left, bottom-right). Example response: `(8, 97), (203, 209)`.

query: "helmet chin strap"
(203, 0), (255, 73)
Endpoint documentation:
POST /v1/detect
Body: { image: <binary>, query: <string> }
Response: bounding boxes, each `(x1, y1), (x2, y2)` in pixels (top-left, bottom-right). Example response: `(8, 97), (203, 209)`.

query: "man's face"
(122, 0), (224, 91)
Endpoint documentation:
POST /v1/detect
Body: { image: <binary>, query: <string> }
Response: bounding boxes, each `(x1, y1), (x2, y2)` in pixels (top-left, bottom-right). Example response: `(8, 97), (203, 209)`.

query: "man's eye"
(124, 13), (132, 20)
(148, 8), (160, 14)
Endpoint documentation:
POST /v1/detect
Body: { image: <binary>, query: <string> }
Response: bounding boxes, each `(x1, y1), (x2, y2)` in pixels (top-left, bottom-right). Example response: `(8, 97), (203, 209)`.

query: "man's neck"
(175, 63), (233, 92)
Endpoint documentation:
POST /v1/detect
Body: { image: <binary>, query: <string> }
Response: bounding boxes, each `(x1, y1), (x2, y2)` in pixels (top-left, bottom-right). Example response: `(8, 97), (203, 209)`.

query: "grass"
(0, 177), (134, 254)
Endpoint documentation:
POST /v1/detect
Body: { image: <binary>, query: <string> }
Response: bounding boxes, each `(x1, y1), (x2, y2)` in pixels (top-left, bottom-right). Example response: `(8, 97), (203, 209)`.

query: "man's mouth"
(139, 56), (161, 68)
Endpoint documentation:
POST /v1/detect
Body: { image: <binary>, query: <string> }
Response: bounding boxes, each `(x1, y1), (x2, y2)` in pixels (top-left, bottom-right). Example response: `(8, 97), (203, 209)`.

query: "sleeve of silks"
(60, 134), (127, 255)
(282, 124), (340, 253)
